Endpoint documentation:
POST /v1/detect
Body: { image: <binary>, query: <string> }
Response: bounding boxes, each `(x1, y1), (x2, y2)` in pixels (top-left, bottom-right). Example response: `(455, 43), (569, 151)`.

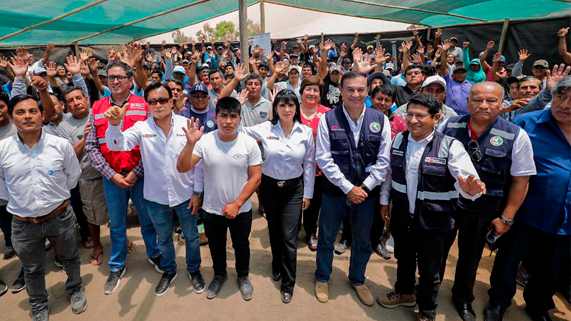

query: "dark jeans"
(392, 224), (447, 319)
(315, 194), (375, 285)
(70, 184), (90, 241)
(334, 190), (384, 249)
(11, 206), (82, 313)
(488, 222), (570, 317)
(451, 209), (497, 304)
(301, 175), (323, 239)
(259, 175), (303, 293)
(0, 205), (12, 247)
(202, 210), (252, 278)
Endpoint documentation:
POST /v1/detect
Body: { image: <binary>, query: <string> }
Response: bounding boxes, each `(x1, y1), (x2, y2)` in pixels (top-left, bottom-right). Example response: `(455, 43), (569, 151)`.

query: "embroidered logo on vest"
(425, 157), (447, 165)
(369, 122), (381, 133)
(489, 135), (504, 146)
(206, 120), (215, 128)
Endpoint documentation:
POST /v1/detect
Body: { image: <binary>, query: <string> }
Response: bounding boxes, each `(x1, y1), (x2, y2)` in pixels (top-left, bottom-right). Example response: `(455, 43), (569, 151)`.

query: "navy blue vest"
(322, 106), (385, 197)
(441, 115), (519, 215)
(390, 131), (458, 232)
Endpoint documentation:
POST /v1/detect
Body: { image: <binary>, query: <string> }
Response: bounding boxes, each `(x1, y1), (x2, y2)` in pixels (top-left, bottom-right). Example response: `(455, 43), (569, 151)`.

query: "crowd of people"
(0, 26), (569, 321)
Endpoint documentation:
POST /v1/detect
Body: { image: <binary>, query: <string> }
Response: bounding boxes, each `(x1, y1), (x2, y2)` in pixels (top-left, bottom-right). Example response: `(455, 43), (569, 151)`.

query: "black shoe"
(483, 300), (506, 321)
(206, 274), (227, 299)
(104, 266), (126, 295)
(281, 291), (292, 304)
(0, 280), (7, 297)
(4, 246), (16, 260)
(237, 276), (253, 301)
(188, 271), (205, 294)
(453, 297), (476, 321)
(148, 255), (164, 273)
(154, 272), (177, 297)
(272, 271), (281, 282)
(11, 268), (25, 293)
(525, 306), (552, 321)
(44, 241), (52, 252)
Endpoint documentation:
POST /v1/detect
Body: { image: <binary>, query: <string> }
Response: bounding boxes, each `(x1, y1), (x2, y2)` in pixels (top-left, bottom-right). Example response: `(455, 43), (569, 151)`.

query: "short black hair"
(405, 64), (424, 76)
(341, 71), (367, 88)
(8, 94), (42, 116)
(520, 76), (543, 90)
(0, 90), (10, 106)
(371, 84), (397, 103)
(165, 79), (184, 89)
(271, 89), (301, 125)
(244, 73), (263, 85)
(216, 97), (241, 115)
(407, 93), (442, 116)
(62, 86), (86, 106)
(208, 70), (222, 78)
(106, 60), (134, 78)
(258, 63), (269, 71)
(144, 82), (172, 101)
(150, 69), (163, 77)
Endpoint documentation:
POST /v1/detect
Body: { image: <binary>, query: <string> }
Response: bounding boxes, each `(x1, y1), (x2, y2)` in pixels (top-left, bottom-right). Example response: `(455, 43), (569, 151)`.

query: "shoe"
(154, 272), (177, 297)
(483, 300), (505, 321)
(11, 268), (26, 293)
(237, 276), (253, 301)
(188, 271), (205, 294)
(525, 306), (552, 321)
(69, 288), (87, 314)
(353, 283), (375, 306)
(377, 291), (416, 308)
(206, 274), (227, 299)
(54, 256), (63, 270)
(148, 256), (164, 273)
(4, 246), (15, 259)
(0, 280), (7, 297)
(44, 241), (52, 252)
(314, 280), (329, 303)
(334, 239), (349, 255)
(104, 267), (126, 295)
(375, 243), (392, 260)
(272, 270), (281, 282)
(453, 297), (476, 321)
(281, 291), (292, 304)
(416, 312), (435, 321)
(32, 307), (49, 321)
(308, 236), (318, 252)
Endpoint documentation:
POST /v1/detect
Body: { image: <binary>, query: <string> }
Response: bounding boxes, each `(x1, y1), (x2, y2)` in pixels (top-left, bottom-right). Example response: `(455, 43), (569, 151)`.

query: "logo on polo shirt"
(47, 170), (54, 175)
(206, 120), (215, 128)
(232, 153), (247, 160)
(331, 125), (344, 132)
(142, 134), (157, 138)
(369, 122), (381, 133)
(259, 111), (268, 118)
(267, 136), (279, 140)
(425, 157), (447, 165)
(490, 136), (503, 146)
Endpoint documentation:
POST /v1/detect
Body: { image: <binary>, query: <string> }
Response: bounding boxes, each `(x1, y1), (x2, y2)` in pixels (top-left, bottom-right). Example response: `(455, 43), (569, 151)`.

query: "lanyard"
(467, 122), (479, 141)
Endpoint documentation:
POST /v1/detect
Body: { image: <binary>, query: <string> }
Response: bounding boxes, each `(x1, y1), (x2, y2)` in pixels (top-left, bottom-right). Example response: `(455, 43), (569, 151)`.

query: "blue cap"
(189, 83), (208, 94)
(500, 55), (506, 63)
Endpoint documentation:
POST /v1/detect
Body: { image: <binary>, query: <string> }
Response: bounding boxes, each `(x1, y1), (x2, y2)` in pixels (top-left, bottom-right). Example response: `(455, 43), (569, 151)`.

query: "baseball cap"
(453, 66), (467, 73)
(450, 36), (458, 42)
(97, 70), (107, 77)
(385, 63), (394, 70)
(181, 59), (190, 64)
(532, 59), (548, 68)
(329, 65), (341, 73)
(470, 60), (480, 66)
(506, 76), (520, 85)
(290, 53), (299, 58)
(173, 66), (186, 74)
(422, 75), (447, 89)
(293, 44), (300, 49)
(217, 46), (224, 50)
(189, 83), (208, 94)
(206, 46), (212, 50)
(383, 70), (392, 78)
(506, 63), (515, 70)
(499, 55), (506, 63)
(367, 45), (374, 50)
(342, 58), (352, 64)
(288, 66), (300, 74)
(34, 67), (47, 75)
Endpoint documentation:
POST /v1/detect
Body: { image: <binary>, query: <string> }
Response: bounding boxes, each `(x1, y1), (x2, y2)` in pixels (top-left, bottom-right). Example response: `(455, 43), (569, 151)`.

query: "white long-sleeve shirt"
(105, 113), (203, 207)
(316, 105), (391, 194)
(0, 130), (81, 217)
(380, 131), (482, 212)
(242, 120), (315, 198)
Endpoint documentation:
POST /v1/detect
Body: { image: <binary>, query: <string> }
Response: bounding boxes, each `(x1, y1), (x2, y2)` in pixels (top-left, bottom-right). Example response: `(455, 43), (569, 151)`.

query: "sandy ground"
(0, 198), (569, 321)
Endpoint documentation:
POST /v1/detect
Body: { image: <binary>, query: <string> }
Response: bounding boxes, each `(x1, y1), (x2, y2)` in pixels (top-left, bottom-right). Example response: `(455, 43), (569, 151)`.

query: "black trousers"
(301, 175), (322, 240)
(451, 208), (497, 304)
(260, 175), (303, 293)
(488, 222), (570, 316)
(70, 185), (90, 241)
(392, 224), (447, 319)
(0, 205), (12, 247)
(202, 210), (252, 278)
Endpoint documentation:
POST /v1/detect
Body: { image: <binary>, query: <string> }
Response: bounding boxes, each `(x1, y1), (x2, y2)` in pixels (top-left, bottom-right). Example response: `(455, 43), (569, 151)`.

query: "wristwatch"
(361, 184), (371, 194)
(499, 216), (514, 226)
(192, 191), (204, 198)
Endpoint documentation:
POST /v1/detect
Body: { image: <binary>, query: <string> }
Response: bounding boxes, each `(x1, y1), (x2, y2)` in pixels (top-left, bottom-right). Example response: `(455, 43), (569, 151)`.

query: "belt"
(13, 200), (69, 224)
(262, 174), (302, 188)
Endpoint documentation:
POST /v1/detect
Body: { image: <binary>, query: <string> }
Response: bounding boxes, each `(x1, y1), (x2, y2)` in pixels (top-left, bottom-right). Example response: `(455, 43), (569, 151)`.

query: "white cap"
(422, 75), (446, 90)
(173, 66), (186, 74)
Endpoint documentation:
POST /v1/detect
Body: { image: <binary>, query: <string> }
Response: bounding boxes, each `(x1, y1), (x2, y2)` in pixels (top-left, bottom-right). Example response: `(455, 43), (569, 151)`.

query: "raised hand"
(442, 38), (452, 52)
(237, 89), (249, 105)
(374, 46), (386, 64)
(486, 40), (495, 50)
(269, 87), (280, 103)
(0, 56), (8, 69)
(253, 45), (261, 57)
(435, 28), (442, 38)
(457, 175), (486, 196)
(80, 48), (91, 62)
(518, 49), (530, 62)
(80, 60), (90, 78)
(374, 33), (381, 41)
(274, 61), (285, 74)
(412, 29), (419, 36)
(64, 55), (81, 75)
(493, 52), (502, 63)
(164, 48), (172, 60)
(29, 71), (48, 91)
(462, 41), (470, 48)
(557, 27), (569, 38)
(434, 48), (442, 59)
(546, 63), (571, 91)
(46, 61), (57, 78)
(234, 63), (248, 82)
(411, 52), (423, 64)
(191, 50), (200, 64)
(323, 39), (334, 51)
(7, 56), (29, 78)
(87, 57), (99, 72)
(182, 117), (204, 145)
(104, 104), (128, 127)
(281, 40), (288, 49)
(417, 44), (425, 55)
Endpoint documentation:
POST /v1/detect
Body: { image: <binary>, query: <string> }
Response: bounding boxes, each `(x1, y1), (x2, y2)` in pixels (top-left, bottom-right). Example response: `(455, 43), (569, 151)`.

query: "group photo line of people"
(0, 25), (569, 321)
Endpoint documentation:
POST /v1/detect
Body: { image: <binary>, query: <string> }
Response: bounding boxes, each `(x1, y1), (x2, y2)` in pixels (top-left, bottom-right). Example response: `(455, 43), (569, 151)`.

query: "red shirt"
(300, 104), (331, 176)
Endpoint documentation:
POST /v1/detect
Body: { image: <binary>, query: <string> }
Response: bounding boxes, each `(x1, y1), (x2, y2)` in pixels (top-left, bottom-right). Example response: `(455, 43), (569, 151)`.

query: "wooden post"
(73, 42), (80, 58)
(260, 0), (266, 34)
(498, 19), (510, 54)
(239, 0), (249, 73)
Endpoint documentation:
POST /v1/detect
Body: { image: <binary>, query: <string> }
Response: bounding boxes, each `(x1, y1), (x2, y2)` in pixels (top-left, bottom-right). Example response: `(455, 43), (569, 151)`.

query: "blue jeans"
(315, 193), (375, 285)
(103, 177), (160, 272)
(146, 200), (201, 274)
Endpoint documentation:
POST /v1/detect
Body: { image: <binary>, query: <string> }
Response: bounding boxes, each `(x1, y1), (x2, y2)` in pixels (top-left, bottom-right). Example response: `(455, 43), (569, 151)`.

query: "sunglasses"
(147, 97), (170, 105)
(190, 94), (208, 99)
(468, 140), (483, 162)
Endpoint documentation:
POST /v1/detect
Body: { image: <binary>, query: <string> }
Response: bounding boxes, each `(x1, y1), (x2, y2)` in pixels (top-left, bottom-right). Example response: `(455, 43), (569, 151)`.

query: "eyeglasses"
(108, 75), (129, 82)
(190, 94), (208, 99)
(147, 98), (170, 106)
(405, 112), (432, 120)
(468, 140), (483, 162)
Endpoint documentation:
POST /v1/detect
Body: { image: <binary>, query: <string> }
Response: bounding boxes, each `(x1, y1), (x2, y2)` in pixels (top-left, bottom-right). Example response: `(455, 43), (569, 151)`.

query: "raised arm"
(479, 40), (495, 71)
(88, 58), (106, 96)
(220, 63), (247, 98)
(266, 61), (284, 90)
(491, 52), (503, 82)
(0, 57), (14, 82)
(177, 117), (205, 173)
(317, 40), (332, 80)
(512, 49), (530, 77)
(440, 39), (451, 76)
(558, 27), (571, 64)
(351, 32), (359, 50)
(41, 43), (54, 65)
(462, 41), (471, 67)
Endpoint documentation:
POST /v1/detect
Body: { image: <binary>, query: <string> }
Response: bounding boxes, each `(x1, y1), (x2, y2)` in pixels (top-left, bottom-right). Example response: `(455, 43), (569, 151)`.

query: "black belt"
(262, 174), (302, 188)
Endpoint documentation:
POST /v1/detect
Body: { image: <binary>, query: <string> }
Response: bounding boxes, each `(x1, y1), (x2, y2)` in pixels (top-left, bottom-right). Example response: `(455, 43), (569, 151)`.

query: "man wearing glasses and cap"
(438, 82), (536, 321)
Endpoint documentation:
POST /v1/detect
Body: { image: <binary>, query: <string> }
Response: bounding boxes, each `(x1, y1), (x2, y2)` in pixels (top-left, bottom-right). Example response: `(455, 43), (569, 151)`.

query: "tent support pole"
(498, 19), (510, 53)
(260, 0), (266, 34)
(239, 0), (250, 74)
(73, 43), (80, 58)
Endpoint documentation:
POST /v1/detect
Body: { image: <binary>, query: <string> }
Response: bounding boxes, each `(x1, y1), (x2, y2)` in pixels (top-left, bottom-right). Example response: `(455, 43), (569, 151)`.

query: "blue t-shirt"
(179, 105), (217, 133)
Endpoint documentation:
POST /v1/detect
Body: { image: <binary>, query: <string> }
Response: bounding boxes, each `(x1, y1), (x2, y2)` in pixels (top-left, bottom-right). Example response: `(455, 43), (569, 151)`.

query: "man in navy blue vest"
(377, 93), (485, 321)
(314, 72), (391, 306)
(438, 82), (536, 321)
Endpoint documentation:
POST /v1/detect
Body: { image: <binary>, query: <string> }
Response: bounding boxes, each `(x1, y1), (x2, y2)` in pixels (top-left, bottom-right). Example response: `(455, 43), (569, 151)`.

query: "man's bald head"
(467, 82), (505, 124)
(469, 82), (505, 101)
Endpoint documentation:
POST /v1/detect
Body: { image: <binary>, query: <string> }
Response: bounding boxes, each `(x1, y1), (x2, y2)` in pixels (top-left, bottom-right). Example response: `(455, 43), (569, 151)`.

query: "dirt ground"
(0, 198), (569, 321)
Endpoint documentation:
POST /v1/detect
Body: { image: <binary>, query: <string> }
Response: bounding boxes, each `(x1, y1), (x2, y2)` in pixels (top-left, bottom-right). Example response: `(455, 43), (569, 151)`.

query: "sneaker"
(416, 312), (435, 321)
(3, 246), (16, 259)
(154, 272), (177, 297)
(353, 283), (375, 306)
(376, 243), (392, 260)
(315, 280), (329, 303)
(11, 268), (26, 293)
(334, 239), (349, 255)
(69, 288), (87, 314)
(104, 267), (126, 295)
(237, 276), (253, 301)
(0, 280), (7, 297)
(308, 237), (318, 252)
(377, 291), (416, 308)
(32, 307), (49, 321)
(386, 236), (395, 254)
(148, 256), (164, 273)
(206, 274), (227, 299)
(188, 271), (205, 294)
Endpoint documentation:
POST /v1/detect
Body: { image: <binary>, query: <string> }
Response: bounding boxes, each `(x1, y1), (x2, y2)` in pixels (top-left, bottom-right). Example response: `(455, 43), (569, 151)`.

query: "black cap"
(506, 76), (520, 85)
(506, 63), (516, 70)
(453, 66), (467, 73)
